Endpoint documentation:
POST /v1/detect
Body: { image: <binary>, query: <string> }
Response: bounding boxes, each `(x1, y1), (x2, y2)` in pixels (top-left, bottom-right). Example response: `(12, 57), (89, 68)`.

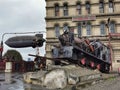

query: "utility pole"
(107, 17), (113, 71)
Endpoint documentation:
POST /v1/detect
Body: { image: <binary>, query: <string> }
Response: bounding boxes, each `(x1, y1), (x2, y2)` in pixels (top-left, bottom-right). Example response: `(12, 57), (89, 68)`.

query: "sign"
(72, 15), (96, 22)
(110, 33), (120, 37)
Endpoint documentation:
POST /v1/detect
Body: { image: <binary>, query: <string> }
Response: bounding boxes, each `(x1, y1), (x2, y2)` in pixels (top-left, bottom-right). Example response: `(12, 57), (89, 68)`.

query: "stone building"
(45, 0), (120, 70)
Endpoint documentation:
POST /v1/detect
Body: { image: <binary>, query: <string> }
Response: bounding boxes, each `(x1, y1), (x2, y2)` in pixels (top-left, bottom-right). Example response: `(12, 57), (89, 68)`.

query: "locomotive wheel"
(85, 59), (90, 68)
(77, 59), (84, 67)
(97, 64), (100, 70)
(80, 58), (86, 65)
(104, 64), (110, 73)
(77, 58), (86, 67)
(90, 61), (96, 69)
(99, 63), (110, 73)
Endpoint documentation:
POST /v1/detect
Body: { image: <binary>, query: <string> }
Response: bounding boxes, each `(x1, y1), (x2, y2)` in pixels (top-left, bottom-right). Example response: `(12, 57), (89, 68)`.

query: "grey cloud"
(0, 0), (46, 32)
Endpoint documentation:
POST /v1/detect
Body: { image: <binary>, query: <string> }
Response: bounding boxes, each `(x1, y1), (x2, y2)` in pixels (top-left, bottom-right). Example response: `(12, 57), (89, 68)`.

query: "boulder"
(43, 69), (67, 89)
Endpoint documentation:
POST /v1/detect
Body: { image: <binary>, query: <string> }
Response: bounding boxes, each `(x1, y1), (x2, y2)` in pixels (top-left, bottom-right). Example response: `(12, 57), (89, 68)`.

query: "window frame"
(63, 23), (69, 32)
(86, 2), (90, 14)
(100, 23), (105, 35)
(109, 22), (115, 33)
(86, 23), (91, 35)
(55, 24), (60, 37)
(63, 3), (68, 16)
(55, 4), (60, 16)
(99, 1), (104, 13)
(109, 1), (114, 13)
(78, 23), (82, 37)
(76, 2), (81, 15)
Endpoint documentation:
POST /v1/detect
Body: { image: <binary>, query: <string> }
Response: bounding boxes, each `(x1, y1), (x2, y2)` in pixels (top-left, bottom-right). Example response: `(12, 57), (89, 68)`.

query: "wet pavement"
(0, 72), (120, 90)
(0, 72), (49, 90)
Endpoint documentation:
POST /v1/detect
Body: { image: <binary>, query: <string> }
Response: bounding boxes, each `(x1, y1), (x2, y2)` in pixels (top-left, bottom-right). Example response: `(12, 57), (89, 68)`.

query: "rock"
(23, 65), (102, 89)
(68, 74), (79, 85)
(91, 81), (96, 85)
(23, 72), (34, 83)
(43, 69), (67, 89)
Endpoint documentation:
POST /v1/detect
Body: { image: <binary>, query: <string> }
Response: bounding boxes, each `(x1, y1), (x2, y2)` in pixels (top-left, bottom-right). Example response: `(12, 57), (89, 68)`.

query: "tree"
(3, 49), (23, 61)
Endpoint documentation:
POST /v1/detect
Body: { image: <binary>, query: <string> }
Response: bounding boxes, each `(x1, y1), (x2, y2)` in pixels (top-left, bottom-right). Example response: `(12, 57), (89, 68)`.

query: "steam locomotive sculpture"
(51, 28), (111, 73)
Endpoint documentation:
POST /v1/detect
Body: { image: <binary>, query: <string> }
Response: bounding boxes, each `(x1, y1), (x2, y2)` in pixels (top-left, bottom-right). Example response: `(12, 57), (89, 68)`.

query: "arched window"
(86, 2), (90, 14)
(109, 0), (114, 13)
(86, 23), (91, 35)
(76, 2), (81, 15)
(100, 22), (105, 35)
(63, 3), (68, 16)
(109, 22), (115, 33)
(63, 23), (69, 32)
(55, 4), (59, 16)
(78, 23), (82, 37)
(55, 24), (60, 37)
(99, 0), (104, 13)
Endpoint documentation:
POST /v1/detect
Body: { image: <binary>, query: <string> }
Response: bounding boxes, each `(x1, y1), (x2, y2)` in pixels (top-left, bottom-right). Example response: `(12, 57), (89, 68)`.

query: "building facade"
(45, 0), (120, 70)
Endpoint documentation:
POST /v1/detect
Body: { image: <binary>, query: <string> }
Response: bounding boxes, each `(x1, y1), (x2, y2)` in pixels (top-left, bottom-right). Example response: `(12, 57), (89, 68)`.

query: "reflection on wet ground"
(0, 72), (49, 90)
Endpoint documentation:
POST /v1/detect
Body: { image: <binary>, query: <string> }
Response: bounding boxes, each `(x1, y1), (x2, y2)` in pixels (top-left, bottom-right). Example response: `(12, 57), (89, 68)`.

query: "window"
(76, 2), (81, 15)
(99, 1), (104, 13)
(109, 22), (115, 33)
(55, 4), (59, 16)
(63, 24), (69, 32)
(63, 3), (68, 16)
(86, 23), (91, 35)
(78, 23), (82, 37)
(55, 24), (60, 37)
(100, 23), (105, 35)
(86, 2), (90, 14)
(109, 1), (114, 13)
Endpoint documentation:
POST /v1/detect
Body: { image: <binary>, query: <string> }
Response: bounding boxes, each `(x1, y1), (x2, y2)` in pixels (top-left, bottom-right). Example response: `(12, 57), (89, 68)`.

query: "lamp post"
(106, 17), (113, 71)
(0, 41), (3, 60)
(0, 33), (6, 60)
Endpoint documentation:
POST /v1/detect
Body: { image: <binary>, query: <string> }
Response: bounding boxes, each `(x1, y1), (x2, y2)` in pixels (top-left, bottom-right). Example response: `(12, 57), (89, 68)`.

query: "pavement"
(82, 75), (120, 90)
(0, 72), (53, 90)
(0, 68), (120, 90)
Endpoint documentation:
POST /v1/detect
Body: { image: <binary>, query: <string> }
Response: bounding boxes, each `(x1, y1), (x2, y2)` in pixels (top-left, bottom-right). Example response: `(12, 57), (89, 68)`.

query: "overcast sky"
(0, 0), (46, 61)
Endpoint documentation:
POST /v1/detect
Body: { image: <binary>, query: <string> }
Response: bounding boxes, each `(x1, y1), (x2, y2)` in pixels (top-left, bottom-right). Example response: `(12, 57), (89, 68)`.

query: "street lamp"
(0, 33), (6, 60)
(0, 41), (3, 60)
